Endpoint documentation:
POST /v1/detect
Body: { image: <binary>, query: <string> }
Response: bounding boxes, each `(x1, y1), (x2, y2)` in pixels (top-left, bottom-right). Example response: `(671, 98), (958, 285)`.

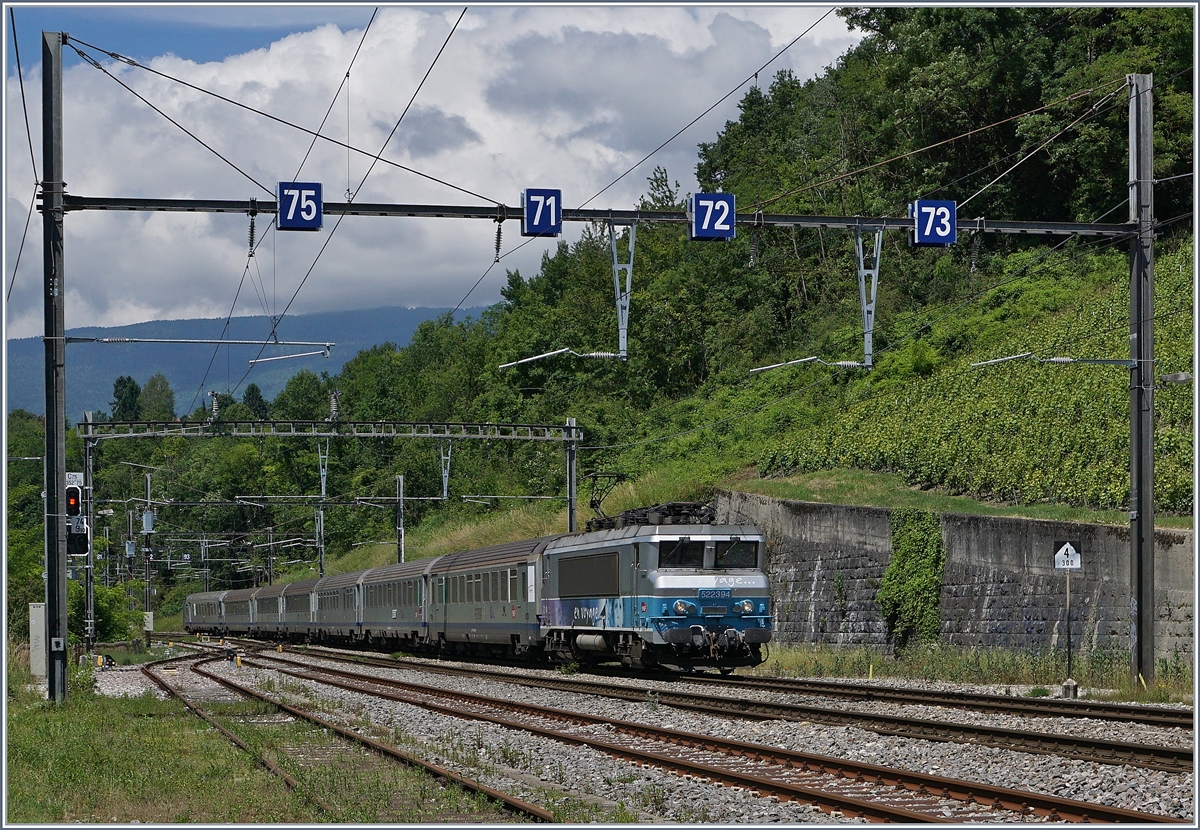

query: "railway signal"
(65, 484), (81, 516)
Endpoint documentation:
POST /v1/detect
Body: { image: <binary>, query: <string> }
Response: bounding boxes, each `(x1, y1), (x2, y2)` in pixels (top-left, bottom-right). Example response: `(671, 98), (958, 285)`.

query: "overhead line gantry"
(52, 195), (1134, 238)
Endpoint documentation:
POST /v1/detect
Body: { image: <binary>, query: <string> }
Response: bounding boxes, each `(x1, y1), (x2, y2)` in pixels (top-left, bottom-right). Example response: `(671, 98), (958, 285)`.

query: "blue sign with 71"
(522, 188), (562, 237)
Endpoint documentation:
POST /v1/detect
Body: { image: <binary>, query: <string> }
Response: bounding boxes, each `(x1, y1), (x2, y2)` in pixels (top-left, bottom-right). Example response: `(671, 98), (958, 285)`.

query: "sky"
(4, 4), (860, 340)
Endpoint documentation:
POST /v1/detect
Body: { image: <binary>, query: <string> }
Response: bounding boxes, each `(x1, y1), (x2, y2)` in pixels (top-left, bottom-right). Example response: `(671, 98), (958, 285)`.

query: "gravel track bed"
(248, 653), (1194, 821)
(93, 651), (1194, 821)
(214, 661), (857, 823)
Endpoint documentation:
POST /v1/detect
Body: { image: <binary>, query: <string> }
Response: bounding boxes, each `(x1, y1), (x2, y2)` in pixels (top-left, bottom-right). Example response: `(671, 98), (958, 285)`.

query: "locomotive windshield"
(658, 540), (706, 568)
(715, 539), (758, 568)
(654, 539), (761, 569)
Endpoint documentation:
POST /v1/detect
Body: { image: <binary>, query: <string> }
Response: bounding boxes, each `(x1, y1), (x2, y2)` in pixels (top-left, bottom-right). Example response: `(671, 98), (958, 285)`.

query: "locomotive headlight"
(739, 599), (755, 614)
(674, 599), (691, 616)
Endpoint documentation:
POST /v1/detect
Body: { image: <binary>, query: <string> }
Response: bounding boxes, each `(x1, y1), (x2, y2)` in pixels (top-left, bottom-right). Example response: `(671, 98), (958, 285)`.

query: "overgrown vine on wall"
(878, 509), (946, 648)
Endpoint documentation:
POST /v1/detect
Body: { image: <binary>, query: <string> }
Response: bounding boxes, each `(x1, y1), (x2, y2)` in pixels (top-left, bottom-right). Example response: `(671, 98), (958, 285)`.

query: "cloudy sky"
(5, 4), (859, 339)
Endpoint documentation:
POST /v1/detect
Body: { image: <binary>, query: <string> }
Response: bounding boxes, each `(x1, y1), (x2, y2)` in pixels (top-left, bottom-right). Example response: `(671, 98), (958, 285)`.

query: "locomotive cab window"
(715, 539), (759, 569)
(658, 539), (706, 568)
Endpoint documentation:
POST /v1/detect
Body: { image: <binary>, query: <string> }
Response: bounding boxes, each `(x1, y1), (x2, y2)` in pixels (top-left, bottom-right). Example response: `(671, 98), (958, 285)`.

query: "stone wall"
(716, 489), (1194, 661)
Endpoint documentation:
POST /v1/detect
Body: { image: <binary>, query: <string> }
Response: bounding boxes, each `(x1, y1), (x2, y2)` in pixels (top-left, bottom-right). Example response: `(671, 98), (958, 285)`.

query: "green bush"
(877, 509), (945, 648)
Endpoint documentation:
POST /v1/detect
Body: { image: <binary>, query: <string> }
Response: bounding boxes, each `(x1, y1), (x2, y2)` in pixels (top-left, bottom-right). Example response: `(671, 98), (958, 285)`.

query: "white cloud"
(5, 6), (858, 338)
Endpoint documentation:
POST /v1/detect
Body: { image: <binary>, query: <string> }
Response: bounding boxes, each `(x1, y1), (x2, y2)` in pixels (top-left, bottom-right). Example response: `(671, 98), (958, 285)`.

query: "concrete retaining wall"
(716, 489), (1194, 661)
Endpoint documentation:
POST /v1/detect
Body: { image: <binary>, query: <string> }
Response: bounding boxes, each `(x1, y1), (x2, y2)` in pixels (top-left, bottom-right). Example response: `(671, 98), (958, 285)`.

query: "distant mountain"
(6, 305), (483, 419)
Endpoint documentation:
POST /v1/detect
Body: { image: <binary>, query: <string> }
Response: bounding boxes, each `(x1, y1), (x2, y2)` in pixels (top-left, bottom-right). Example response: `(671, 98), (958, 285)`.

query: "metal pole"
(566, 417), (577, 533)
(439, 441), (452, 501)
(42, 30), (68, 703)
(317, 438), (328, 577)
(396, 475), (405, 564)
(1128, 73), (1155, 685)
(854, 228), (883, 368)
(267, 527), (274, 586)
(1066, 571), (1073, 681)
(83, 415), (95, 651)
(143, 472), (152, 647)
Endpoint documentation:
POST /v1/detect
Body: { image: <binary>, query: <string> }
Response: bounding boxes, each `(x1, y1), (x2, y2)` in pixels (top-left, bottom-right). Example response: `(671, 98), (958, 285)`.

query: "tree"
(110, 376), (141, 420)
(138, 373), (176, 421)
(242, 383), (270, 419)
(271, 370), (328, 420)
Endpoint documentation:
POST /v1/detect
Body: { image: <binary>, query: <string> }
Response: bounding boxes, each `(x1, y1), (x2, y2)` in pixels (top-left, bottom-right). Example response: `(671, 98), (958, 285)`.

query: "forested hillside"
(7, 8), (1192, 634)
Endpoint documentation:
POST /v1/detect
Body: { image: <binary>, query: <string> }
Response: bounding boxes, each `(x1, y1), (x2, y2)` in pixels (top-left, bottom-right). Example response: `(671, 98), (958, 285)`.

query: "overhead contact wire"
(189, 12), (380, 406)
(7, 185), (38, 301)
(69, 43), (274, 195)
(294, 8), (378, 180)
(69, 34), (497, 205)
(9, 9), (38, 181)
(584, 200), (1134, 453)
(579, 7), (836, 209)
(233, 7), (468, 394)
(749, 76), (1129, 212)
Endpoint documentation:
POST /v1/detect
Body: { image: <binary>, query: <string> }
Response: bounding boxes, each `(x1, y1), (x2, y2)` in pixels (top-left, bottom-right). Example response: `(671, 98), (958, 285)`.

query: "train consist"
(184, 506), (772, 672)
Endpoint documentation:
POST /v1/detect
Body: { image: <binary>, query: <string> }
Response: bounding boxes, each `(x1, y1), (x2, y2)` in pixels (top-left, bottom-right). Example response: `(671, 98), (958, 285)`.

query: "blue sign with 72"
(690, 192), (736, 240)
(522, 188), (562, 237)
(911, 199), (956, 245)
(278, 182), (323, 231)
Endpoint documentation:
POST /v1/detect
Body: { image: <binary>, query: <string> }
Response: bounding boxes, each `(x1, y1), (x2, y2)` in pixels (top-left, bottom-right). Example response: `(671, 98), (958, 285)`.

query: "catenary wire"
(69, 43), (274, 196)
(231, 8), (468, 395)
(958, 88), (1124, 209)
(6, 185), (37, 301)
(577, 7), (835, 210)
(581, 201), (1135, 452)
(743, 9), (1084, 217)
(187, 11), (379, 406)
(9, 9), (38, 182)
(293, 8), (378, 181)
(748, 76), (1129, 213)
(185, 217), (278, 415)
(68, 34), (498, 205)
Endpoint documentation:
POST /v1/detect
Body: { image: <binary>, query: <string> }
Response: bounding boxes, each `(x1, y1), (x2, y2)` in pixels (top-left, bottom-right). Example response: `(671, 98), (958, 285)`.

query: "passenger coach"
(185, 511), (772, 673)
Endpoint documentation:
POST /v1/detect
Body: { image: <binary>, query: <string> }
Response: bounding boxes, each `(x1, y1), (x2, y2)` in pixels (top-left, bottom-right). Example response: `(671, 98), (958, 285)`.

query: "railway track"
(669, 672), (1195, 729)
(242, 650), (1187, 823)
(143, 650), (553, 822)
(275, 642), (1192, 728)
(279, 646), (1192, 774)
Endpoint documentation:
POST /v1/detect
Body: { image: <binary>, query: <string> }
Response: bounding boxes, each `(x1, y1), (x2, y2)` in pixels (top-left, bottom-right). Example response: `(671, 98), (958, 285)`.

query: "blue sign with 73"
(278, 182), (323, 231)
(911, 199), (956, 245)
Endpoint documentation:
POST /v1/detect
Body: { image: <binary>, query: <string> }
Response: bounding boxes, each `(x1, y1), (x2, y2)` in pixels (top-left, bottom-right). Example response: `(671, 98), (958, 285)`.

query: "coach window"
(482, 573), (491, 603)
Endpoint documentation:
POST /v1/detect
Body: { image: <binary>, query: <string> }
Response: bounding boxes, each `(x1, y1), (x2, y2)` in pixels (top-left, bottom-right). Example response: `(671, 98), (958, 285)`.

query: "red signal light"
(65, 485), (82, 517)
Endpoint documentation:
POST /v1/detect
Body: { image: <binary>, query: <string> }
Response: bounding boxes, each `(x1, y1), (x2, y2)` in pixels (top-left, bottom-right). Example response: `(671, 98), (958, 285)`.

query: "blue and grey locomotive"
(184, 507), (772, 672)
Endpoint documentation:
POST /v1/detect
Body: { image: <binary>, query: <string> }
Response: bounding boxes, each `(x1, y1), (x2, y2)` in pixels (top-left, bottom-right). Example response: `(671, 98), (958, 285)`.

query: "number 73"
(920, 205), (952, 237)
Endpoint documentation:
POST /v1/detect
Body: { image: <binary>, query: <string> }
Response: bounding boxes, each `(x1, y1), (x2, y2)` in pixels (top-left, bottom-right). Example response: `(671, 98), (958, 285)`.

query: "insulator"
(209, 391), (219, 420)
(328, 391), (340, 421)
(749, 230), (758, 268)
(248, 214), (256, 256)
(494, 222), (502, 263)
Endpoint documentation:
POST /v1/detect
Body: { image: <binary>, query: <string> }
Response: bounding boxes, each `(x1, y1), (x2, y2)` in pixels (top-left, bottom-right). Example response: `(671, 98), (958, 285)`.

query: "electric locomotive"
(184, 503), (772, 673)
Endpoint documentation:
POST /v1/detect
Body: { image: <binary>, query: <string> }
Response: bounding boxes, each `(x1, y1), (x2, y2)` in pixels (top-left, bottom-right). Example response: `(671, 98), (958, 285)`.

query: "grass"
(6, 660), (319, 823)
(5, 647), (535, 823)
(203, 701), (524, 823)
(308, 459), (1190, 583)
(736, 467), (1194, 529)
(96, 643), (187, 666)
(755, 642), (1194, 703)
